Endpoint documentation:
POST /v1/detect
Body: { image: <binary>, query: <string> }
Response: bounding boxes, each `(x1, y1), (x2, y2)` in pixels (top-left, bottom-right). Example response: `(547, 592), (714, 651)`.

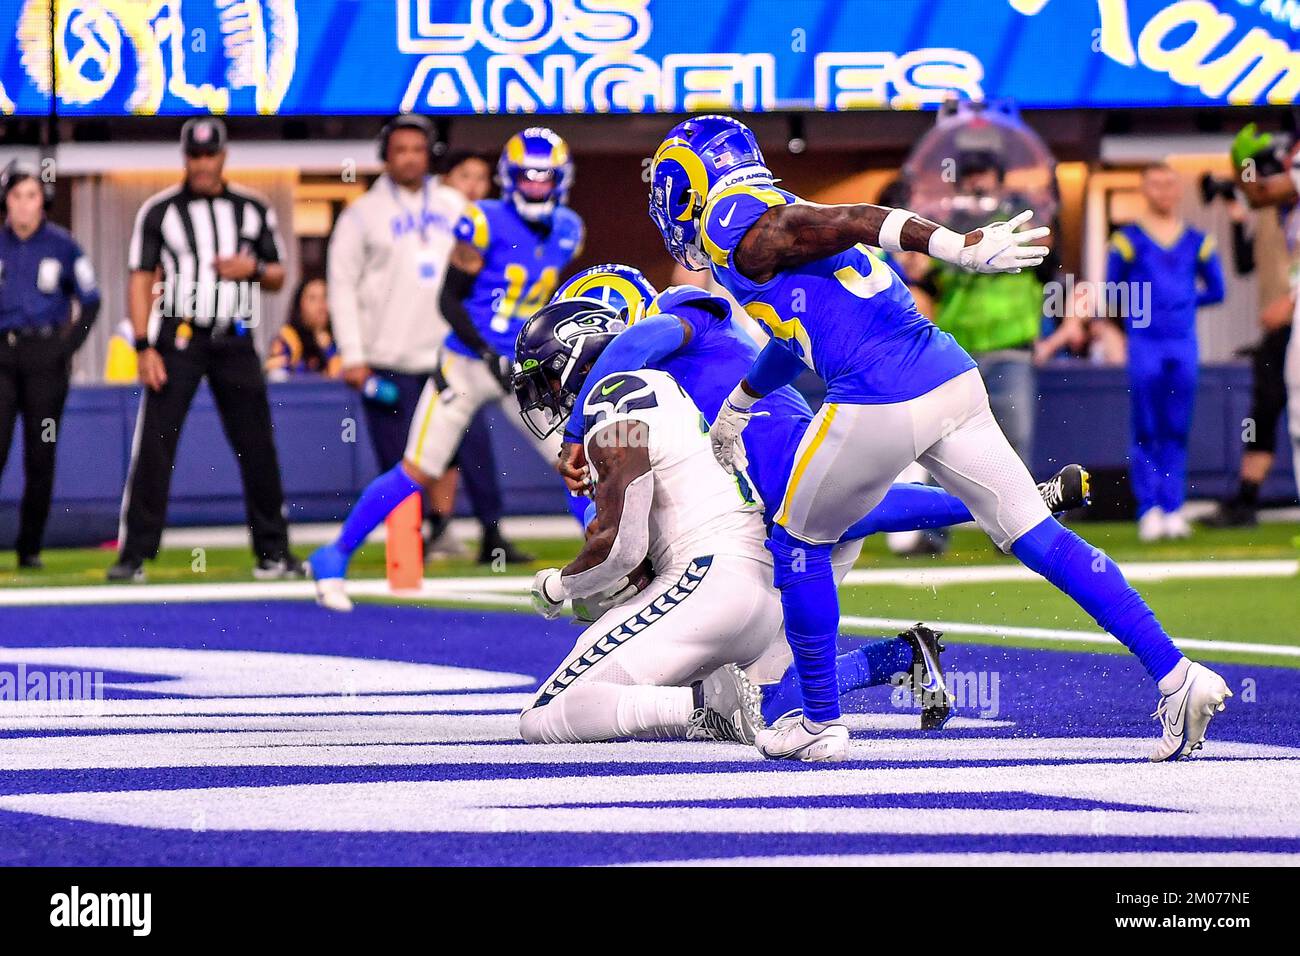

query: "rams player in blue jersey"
(648, 115), (1230, 763)
(1106, 164), (1225, 543)
(550, 263), (1089, 730)
(309, 128), (587, 611)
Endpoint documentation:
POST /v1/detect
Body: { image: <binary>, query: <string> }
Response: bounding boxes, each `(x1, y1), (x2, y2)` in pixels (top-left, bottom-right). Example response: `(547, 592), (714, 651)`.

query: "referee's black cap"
(181, 117), (228, 157)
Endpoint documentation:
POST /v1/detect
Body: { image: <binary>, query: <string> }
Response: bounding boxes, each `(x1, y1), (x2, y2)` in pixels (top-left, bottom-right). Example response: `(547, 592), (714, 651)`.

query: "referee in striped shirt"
(108, 118), (302, 582)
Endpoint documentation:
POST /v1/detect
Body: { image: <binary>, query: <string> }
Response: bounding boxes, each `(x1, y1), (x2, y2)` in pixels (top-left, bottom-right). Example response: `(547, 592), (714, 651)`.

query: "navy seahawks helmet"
(513, 298), (626, 440)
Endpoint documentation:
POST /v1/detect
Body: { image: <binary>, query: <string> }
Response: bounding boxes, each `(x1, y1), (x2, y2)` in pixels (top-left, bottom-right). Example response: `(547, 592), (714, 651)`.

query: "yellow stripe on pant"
(775, 402), (839, 528)
(410, 358), (450, 460)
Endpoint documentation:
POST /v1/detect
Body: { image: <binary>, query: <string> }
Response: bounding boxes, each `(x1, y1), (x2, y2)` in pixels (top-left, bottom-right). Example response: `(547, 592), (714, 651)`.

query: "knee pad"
(767, 525), (834, 591)
(518, 707), (545, 744)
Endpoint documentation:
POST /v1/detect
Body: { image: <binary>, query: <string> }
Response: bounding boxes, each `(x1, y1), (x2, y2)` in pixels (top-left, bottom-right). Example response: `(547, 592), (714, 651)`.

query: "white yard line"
(838, 615), (1300, 658)
(840, 559), (1299, 587)
(160, 515), (580, 550)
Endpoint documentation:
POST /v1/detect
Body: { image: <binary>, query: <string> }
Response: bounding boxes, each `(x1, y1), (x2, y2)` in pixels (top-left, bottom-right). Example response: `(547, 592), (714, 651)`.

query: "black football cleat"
(1038, 463), (1091, 514)
(898, 623), (952, 730)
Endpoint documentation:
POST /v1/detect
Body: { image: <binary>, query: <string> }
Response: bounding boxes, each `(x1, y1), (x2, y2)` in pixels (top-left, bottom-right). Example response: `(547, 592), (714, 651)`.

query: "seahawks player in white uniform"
(515, 298), (779, 744)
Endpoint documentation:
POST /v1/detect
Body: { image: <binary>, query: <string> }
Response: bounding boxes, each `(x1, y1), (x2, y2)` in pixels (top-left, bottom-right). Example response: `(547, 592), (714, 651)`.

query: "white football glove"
(530, 567), (566, 620)
(709, 401), (757, 474)
(958, 210), (1051, 274)
(571, 575), (641, 623)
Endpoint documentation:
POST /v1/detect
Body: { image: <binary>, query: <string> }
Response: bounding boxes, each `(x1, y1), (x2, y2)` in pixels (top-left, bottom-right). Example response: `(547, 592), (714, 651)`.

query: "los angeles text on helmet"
(398, 0), (1300, 113)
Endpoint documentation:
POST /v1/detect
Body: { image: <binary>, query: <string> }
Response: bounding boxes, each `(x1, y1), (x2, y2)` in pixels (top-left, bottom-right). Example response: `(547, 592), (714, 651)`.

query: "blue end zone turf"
(0, 601), (1295, 866)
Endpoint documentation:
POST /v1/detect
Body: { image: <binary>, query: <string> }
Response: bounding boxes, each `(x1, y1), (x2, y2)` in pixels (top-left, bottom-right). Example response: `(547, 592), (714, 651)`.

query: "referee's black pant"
(119, 329), (290, 563)
(0, 330), (71, 559)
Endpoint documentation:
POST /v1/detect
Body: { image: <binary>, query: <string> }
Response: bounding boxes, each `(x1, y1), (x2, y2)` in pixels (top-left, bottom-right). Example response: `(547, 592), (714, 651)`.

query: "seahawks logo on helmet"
(553, 312), (624, 345)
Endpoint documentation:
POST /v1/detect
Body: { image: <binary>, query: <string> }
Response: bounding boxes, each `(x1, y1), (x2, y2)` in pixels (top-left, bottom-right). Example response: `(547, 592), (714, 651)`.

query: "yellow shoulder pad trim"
(701, 185), (786, 267)
(463, 203), (490, 250)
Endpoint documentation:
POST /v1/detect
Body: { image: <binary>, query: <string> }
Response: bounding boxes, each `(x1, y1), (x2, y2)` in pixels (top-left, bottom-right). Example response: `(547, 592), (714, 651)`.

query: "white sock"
(1157, 657), (1192, 697)
(616, 686), (695, 739)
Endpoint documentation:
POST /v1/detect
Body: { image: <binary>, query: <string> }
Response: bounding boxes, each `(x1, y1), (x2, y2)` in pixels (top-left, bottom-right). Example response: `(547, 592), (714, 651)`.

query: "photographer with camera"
(1200, 163), (1295, 526)
(1207, 121), (1300, 516)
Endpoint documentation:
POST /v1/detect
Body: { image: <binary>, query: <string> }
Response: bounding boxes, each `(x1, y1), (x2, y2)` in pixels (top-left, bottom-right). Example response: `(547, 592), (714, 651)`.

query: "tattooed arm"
(733, 203), (1050, 285)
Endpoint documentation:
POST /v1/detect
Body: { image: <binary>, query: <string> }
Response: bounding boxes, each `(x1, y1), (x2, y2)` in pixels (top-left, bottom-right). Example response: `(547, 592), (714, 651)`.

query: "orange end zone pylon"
(385, 492), (424, 593)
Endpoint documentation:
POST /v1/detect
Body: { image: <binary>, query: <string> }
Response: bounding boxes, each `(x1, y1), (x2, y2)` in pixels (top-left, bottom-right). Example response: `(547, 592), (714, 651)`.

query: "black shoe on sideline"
(1199, 501), (1258, 528)
(478, 528), (534, 565)
(253, 553), (308, 580)
(17, 553), (43, 570)
(106, 557), (146, 583)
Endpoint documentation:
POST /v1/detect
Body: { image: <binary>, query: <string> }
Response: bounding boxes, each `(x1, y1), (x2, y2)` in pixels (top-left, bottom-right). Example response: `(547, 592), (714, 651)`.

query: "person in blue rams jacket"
(1106, 164), (1225, 542)
(0, 161), (101, 569)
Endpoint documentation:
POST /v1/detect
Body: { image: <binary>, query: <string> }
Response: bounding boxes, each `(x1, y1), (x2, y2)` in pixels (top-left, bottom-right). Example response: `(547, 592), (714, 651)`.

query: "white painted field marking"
(838, 615), (1300, 658)
(1, 559), (1295, 657)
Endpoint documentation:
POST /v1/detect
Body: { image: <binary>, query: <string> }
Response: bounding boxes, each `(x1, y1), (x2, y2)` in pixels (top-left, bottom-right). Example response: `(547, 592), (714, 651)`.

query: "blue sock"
(842, 483), (973, 539)
(768, 525), (840, 723)
(759, 637), (913, 724)
(333, 464), (422, 561)
(1011, 516), (1183, 683)
(851, 637), (914, 689)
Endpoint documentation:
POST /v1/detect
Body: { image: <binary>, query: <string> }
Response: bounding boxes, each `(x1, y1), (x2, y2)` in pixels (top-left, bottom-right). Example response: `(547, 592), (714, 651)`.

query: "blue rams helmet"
(551, 263), (659, 324)
(648, 114), (770, 270)
(499, 127), (573, 224)
(512, 298), (626, 440)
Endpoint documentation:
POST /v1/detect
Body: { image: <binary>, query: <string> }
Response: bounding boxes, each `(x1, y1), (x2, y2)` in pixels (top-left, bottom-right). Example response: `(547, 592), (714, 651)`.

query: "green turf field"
(4, 519), (1296, 668)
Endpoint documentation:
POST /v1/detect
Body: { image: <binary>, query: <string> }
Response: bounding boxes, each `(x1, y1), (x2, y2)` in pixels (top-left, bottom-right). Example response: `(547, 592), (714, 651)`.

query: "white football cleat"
(313, 575), (354, 613)
(1163, 509), (1192, 539)
(1150, 662), (1232, 762)
(1138, 507), (1166, 543)
(755, 711), (850, 762)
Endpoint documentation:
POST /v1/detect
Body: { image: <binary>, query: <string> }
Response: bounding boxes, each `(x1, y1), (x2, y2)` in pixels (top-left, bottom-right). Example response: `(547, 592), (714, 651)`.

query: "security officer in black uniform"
(0, 161), (101, 569)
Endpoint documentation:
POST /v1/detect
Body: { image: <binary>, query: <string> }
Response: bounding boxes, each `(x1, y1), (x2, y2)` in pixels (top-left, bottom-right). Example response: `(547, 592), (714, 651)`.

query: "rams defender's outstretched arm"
(733, 203), (1050, 284)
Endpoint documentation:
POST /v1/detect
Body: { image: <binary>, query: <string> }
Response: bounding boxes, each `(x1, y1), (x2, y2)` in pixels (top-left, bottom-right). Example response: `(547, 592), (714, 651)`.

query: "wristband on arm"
(927, 226), (966, 264)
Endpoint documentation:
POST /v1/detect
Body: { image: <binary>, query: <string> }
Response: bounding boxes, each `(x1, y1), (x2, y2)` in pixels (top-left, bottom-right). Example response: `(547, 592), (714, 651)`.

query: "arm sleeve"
(563, 314), (688, 443)
(439, 265), (492, 357)
(1196, 235), (1226, 308)
(62, 244), (101, 353)
(326, 207), (368, 367)
(745, 338), (806, 397)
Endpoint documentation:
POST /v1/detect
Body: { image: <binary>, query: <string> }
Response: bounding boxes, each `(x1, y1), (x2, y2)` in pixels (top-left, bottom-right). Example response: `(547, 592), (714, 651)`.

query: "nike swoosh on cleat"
(1169, 680), (1192, 736)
